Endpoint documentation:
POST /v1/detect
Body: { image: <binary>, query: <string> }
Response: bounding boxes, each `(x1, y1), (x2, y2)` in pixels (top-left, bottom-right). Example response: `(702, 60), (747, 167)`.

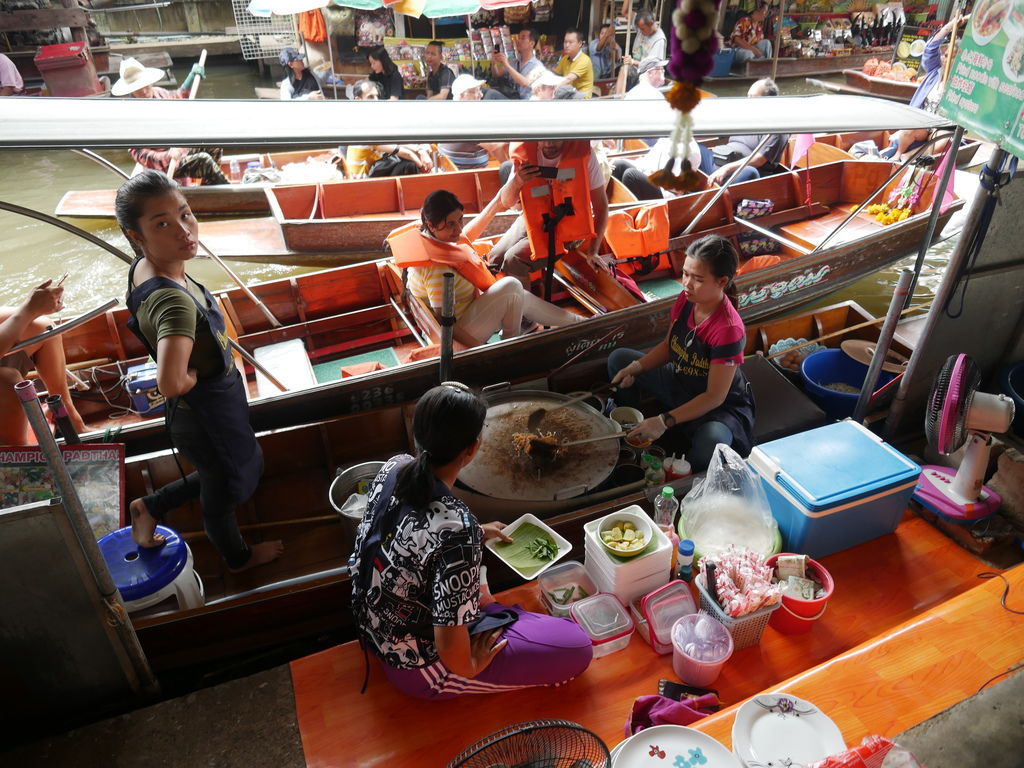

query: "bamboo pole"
(188, 49), (207, 99)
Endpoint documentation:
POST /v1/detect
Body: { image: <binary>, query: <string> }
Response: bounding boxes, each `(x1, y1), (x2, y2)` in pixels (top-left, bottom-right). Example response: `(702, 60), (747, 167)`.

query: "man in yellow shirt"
(554, 28), (594, 98)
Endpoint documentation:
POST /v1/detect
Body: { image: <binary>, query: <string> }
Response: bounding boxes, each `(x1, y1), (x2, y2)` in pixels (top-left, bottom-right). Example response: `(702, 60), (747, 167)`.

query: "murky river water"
(0, 66), (958, 318)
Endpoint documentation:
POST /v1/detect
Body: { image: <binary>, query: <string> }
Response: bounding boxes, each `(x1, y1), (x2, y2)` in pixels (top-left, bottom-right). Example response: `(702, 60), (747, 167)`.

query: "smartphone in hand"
(536, 166), (559, 179)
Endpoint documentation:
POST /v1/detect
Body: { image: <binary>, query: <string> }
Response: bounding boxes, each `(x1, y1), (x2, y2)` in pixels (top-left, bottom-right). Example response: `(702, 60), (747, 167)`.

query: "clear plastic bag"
(680, 443), (778, 558)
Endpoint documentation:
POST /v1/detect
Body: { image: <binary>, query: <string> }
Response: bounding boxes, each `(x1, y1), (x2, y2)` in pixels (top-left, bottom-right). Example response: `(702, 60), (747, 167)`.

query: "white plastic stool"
(122, 546), (205, 612)
(98, 524), (206, 613)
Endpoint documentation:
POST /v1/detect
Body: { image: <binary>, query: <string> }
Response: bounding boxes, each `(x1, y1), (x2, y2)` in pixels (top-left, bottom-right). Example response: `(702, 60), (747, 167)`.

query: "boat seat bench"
(290, 514), (1006, 767)
(252, 339), (316, 397)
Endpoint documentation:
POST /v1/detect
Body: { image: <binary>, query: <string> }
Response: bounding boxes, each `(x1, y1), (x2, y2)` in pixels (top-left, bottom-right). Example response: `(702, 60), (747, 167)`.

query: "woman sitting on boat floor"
(0, 280), (87, 445)
(350, 383), (593, 699)
(608, 234), (755, 471)
(388, 187), (584, 348)
(116, 170), (283, 572)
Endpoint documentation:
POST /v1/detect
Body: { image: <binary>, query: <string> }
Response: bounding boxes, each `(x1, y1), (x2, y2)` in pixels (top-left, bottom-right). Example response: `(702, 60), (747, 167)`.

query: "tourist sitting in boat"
(116, 170), (283, 572)
(113, 56), (228, 187)
(881, 13), (965, 162)
(610, 133), (713, 201)
(278, 47), (323, 101)
(367, 45), (403, 101)
(708, 78), (789, 186)
(487, 140), (611, 290)
(346, 80), (434, 177)
(437, 76), (507, 171)
(390, 188), (583, 347)
(589, 22), (622, 80)
(489, 27), (545, 100)
(625, 56), (668, 100)
(0, 52), (25, 97)
(554, 28), (595, 99)
(424, 40), (456, 100)
(0, 280), (87, 445)
(729, 3), (772, 67)
(350, 382), (593, 700)
(607, 234), (755, 471)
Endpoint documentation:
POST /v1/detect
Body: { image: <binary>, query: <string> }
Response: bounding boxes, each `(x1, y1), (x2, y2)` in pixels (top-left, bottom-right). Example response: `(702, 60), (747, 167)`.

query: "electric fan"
(445, 718), (610, 768)
(913, 353), (1016, 521)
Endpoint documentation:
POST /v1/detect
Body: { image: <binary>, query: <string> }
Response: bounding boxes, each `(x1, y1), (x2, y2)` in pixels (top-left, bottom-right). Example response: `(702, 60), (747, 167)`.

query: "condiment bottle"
(665, 453), (692, 481)
(229, 158), (241, 183)
(645, 460), (665, 487)
(676, 539), (695, 582)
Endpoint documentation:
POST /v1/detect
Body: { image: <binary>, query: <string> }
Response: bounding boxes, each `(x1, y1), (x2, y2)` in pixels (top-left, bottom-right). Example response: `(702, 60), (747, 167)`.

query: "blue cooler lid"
(759, 421), (920, 511)
(98, 525), (188, 602)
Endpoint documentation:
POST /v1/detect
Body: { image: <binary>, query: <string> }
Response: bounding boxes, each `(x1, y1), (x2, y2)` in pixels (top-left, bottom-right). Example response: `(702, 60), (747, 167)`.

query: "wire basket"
(695, 574), (780, 650)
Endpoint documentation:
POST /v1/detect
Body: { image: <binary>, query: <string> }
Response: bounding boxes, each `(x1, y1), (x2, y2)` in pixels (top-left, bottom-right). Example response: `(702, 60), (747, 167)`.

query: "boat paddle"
(188, 49), (207, 100)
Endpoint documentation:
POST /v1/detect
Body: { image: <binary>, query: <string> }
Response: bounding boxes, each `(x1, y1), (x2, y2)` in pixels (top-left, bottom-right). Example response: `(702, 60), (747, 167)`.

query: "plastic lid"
(570, 593), (634, 643)
(97, 525), (188, 602)
(678, 539), (695, 556)
(649, 461), (662, 470)
(660, 486), (675, 498)
(641, 581), (697, 643)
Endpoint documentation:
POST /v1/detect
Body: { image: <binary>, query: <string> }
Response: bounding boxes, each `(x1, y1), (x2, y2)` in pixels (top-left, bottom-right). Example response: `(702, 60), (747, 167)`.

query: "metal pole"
(851, 267), (913, 423)
(15, 379), (158, 694)
(0, 199), (133, 264)
(682, 134), (773, 235)
(770, 2), (783, 81)
(439, 272), (455, 383)
(883, 148), (1009, 441)
(325, 9), (338, 100)
(904, 124), (964, 308)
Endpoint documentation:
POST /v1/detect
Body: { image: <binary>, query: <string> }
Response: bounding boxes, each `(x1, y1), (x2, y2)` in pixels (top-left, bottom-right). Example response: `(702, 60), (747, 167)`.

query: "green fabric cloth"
(642, 278), (685, 300)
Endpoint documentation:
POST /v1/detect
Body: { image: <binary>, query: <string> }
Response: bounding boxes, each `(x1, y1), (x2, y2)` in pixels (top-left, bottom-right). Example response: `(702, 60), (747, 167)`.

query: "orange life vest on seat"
(386, 221), (497, 292)
(604, 200), (670, 261)
(510, 141), (596, 260)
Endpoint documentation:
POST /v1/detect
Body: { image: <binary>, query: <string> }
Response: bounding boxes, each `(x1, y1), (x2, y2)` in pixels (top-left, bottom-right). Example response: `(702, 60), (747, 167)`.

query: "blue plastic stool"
(98, 525), (204, 612)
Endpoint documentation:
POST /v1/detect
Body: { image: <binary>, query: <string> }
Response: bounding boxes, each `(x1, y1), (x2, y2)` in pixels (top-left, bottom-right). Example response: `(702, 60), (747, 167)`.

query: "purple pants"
(381, 603), (594, 700)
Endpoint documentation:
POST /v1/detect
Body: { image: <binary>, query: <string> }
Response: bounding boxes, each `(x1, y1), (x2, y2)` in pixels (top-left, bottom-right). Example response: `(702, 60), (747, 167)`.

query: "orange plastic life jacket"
(604, 200), (670, 261)
(386, 221), (496, 292)
(509, 141), (596, 260)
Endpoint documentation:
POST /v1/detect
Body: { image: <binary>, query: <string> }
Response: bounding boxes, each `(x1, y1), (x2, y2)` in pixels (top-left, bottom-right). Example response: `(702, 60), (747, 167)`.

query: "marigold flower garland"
(649, 0), (723, 194)
(865, 167), (922, 225)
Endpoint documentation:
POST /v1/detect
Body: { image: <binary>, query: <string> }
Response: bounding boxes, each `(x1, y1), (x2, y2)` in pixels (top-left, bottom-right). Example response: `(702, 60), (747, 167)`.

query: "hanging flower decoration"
(865, 167), (922, 225)
(649, 0), (723, 194)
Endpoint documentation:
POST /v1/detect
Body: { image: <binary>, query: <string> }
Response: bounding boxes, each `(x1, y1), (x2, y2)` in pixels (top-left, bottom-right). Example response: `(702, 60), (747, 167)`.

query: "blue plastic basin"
(800, 348), (895, 421)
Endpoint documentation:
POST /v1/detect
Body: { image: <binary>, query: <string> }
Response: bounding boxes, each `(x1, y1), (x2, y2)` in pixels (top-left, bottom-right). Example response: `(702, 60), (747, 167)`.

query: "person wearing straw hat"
(278, 46), (323, 101)
(111, 55), (205, 100)
(114, 56), (227, 186)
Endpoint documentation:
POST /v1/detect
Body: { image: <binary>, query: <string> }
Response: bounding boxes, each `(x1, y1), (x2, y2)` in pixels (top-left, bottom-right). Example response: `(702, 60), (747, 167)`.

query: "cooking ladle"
(526, 384), (616, 432)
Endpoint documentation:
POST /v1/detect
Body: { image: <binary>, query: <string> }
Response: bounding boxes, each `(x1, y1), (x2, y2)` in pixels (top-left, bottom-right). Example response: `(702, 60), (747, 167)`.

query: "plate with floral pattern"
(613, 725), (742, 767)
(731, 693), (845, 768)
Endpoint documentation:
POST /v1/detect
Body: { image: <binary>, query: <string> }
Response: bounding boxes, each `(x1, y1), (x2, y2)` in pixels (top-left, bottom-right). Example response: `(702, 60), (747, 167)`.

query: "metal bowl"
(329, 461), (385, 516)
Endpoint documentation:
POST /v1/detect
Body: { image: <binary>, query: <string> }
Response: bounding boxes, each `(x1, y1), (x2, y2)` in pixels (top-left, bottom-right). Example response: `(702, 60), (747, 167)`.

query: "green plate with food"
(486, 513), (572, 580)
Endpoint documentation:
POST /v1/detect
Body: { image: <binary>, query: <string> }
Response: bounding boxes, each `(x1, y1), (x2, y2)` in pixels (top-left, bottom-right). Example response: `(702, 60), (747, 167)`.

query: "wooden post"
(770, 2), (784, 81)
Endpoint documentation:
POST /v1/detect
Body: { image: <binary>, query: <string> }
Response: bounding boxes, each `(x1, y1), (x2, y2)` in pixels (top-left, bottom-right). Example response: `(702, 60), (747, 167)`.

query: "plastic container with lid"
(630, 580), (697, 654)
(570, 593), (634, 658)
(537, 559), (597, 618)
(671, 612), (733, 686)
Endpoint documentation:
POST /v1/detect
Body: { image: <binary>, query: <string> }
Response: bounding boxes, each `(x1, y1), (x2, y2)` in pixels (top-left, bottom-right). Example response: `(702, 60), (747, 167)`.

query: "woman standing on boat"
(388, 188), (583, 348)
(350, 383), (593, 699)
(608, 235), (755, 471)
(115, 170), (283, 572)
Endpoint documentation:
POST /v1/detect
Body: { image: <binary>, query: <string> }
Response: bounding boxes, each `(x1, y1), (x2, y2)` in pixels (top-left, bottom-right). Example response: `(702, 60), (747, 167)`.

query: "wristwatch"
(660, 412), (677, 429)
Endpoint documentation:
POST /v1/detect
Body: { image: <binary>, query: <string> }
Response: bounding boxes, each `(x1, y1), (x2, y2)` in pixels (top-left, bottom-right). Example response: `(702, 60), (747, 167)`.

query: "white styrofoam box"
(583, 505), (671, 581)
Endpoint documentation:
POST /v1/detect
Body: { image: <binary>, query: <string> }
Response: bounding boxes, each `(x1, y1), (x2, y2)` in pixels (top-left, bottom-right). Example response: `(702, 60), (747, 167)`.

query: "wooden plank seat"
(290, 512), (1000, 768)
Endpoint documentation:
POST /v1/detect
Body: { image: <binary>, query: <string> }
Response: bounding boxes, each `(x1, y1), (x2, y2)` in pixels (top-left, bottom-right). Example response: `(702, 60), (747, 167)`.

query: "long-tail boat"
(52, 156), (961, 456)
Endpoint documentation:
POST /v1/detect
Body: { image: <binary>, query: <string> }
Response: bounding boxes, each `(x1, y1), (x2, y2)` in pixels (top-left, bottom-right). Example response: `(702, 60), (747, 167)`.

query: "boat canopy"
(0, 95), (954, 149)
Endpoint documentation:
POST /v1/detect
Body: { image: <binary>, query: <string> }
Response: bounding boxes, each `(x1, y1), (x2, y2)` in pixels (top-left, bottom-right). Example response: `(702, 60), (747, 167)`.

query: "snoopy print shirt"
(350, 454), (482, 669)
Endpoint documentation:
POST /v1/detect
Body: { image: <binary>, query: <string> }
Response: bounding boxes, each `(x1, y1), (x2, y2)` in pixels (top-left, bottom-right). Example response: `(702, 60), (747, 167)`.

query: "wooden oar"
(188, 49), (207, 100)
(72, 149), (284, 329)
(755, 300), (932, 361)
(940, 11), (966, 88)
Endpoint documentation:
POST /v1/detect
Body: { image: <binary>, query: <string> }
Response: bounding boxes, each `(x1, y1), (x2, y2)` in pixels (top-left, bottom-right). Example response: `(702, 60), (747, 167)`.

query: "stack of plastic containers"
(630, 580), (697, 654)
(537, 560), (598, 618)
(584, 505), (672, 606)
(671, 612), (733, 686)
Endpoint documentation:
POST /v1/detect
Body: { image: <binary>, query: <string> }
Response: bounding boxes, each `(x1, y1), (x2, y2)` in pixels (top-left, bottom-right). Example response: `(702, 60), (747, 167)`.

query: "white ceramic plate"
(613, 725), (741, 767)
(484, 512), (571, 580)
(732, 693), (845, 768)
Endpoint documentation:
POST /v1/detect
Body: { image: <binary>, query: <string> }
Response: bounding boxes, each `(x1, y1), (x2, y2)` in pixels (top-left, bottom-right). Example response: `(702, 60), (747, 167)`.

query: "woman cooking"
(388, 186), (583, 348)
(608, 235), (754, 471)
(116, 170), (283, 572)
(350, 383), (593, 699)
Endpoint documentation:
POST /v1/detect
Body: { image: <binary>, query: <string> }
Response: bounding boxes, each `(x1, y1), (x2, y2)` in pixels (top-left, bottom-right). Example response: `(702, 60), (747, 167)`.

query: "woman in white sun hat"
(111, 55), (204, 99)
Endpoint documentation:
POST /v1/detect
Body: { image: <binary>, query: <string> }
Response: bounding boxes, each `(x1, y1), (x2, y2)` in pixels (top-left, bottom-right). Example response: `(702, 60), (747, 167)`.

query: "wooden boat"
(56, 156), (959, 460)
(120, 299), (914, 671)
(707, 49), (887, 82)
(842, 67), (920, 101)
(810, 130), (984, 167)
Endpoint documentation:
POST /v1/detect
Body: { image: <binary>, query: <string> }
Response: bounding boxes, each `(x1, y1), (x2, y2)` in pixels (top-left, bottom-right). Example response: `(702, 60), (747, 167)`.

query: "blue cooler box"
(747, 420), (921, 559)
(127, 361), (165, 415)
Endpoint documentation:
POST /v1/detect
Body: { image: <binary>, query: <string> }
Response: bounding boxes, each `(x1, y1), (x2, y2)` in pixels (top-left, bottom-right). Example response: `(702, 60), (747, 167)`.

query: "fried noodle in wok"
(512, 431), (563, 458)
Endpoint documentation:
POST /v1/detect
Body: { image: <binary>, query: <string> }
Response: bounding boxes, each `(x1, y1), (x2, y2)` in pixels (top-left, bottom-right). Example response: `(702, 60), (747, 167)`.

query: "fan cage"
(445, 718), (611, 768)
(231, 0), (298, 62)
(925, 353), (980, 454)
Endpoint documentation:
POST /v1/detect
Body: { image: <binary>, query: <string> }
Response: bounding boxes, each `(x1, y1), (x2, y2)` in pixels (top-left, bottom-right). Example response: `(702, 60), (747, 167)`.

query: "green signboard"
(940, 0), (1024, 160)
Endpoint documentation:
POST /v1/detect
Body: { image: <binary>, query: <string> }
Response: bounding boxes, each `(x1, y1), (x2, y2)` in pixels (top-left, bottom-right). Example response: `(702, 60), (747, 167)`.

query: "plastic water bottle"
(645, 459), (665, 487)
(654, 486), (680, 574)
(229, 158), (241, 183)
(676, 539), (695, 582)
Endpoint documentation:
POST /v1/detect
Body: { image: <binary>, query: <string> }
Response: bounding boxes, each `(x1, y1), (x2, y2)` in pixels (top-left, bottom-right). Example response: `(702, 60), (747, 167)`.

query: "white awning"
(0, 95), (954, 149)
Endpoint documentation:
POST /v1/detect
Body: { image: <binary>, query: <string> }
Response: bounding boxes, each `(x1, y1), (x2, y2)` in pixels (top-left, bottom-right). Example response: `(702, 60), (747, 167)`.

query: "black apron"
(125, 259), (262, 502)
(667, 300), (755, 456)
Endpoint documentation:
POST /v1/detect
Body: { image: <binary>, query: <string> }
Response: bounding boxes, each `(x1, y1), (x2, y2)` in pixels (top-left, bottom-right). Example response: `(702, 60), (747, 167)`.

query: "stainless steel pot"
(459, 385), (621, 501)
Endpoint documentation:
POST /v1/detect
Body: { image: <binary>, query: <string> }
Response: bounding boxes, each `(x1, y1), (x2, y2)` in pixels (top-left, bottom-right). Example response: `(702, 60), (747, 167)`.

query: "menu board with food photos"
(0, 444), (125, 539)
(892, 24), (931, 74)
(940, 0), (1024, 159)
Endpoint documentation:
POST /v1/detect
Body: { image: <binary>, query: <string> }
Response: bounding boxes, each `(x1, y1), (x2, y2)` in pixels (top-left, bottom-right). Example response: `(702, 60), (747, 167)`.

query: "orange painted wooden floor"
(290, 513), (1021, 768)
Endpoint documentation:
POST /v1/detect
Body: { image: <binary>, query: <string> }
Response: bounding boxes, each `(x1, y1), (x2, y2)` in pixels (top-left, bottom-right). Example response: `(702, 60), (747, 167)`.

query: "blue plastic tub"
(800, 348), (895, 421)
(710, 49), (736, 77)
(998, 360), (1024, 436)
